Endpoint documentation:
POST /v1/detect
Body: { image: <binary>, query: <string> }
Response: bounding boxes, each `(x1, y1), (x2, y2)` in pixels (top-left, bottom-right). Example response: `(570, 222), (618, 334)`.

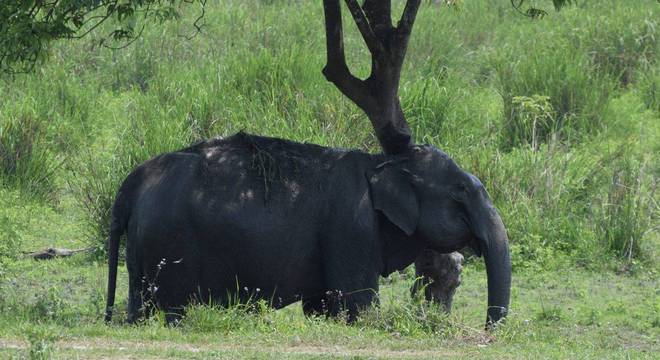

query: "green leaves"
(511, 0), (574, 19)
(0, 0), (197, 73)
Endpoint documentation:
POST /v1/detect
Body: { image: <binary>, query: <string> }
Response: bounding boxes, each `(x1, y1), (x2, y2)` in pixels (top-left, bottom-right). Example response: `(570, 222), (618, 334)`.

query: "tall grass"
(0, 0), (656, 268)
(599, 157), (657, 261)
(0, 190), (23, 276)
(490, 35), (615, 150)
(0, 112), (60, 198)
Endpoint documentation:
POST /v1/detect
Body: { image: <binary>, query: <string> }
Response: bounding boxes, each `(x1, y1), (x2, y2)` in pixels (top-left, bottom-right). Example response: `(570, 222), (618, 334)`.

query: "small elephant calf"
(412, 250), (464, 312)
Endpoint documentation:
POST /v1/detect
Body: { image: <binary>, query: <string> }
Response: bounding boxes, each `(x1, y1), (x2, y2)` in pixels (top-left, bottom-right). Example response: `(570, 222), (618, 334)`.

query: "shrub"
(502, 95), (556, 150)
(68, 154), (128, 258)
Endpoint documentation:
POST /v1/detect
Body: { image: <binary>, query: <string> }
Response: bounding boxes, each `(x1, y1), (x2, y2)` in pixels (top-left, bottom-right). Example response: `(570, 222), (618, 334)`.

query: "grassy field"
(0, 0), (658, 358)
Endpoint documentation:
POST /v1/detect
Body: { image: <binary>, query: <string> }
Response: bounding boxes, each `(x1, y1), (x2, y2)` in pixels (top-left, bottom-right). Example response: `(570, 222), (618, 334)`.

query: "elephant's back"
(123, 134), (327, 301)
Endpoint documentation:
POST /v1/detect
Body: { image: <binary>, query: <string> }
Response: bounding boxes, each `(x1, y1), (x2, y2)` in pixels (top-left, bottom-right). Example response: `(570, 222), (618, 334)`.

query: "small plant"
(579, 308), (602, 326)
(502, 95), (556, 150)
(25, 327), (58, 360)
(536, 301), (563, 322)
(29, 288), (66, 322)
(181, 297), (276, 334)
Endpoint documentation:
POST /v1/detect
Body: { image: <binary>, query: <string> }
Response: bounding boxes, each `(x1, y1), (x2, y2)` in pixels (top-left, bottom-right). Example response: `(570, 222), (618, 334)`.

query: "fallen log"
(23, 247), (92, 260)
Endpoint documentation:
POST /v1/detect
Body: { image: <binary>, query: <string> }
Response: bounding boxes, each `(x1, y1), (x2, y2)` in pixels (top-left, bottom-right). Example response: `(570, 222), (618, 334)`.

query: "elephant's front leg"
(323, 286), (378, 322)
(412, 250), (464, 312)
(302, 294), (327, 317)
(320, 219), (381, 321)
(322, 256), (380, 322)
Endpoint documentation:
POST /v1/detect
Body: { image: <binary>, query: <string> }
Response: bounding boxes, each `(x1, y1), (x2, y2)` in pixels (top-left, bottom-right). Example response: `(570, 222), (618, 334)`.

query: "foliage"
(0, 0), (578, 74)
(491, 34), (615, 148)
(0, 0), (205, 73)
(638, 67), (659, 112)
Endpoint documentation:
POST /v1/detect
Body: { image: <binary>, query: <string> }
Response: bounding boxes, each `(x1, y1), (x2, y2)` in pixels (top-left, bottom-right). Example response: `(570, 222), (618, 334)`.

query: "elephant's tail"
(105, 190), (129, 323)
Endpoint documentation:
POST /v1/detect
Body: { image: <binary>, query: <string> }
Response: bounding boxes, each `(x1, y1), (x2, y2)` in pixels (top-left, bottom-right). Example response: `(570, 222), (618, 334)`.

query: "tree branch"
(322, 0), (375, 112)
(362, 0), (392, 31)
(322, 0), (346, 70)
(393, 0), (421, 64)
(397, 0), (421, 37)
(343, 0), (383, 57)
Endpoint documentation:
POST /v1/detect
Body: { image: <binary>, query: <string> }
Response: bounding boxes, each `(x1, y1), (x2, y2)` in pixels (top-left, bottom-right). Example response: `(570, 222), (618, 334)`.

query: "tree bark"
(322, 0), (421, 155)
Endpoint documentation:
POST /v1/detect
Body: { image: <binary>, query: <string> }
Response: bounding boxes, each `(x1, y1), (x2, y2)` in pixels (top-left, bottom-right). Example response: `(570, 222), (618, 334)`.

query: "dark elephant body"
(105, 133), (511, 325)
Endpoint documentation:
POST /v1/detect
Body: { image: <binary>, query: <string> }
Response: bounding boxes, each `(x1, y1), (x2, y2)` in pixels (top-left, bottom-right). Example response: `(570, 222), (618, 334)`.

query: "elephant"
(411, 250), (464, 312)
(104, 132), (511, 328)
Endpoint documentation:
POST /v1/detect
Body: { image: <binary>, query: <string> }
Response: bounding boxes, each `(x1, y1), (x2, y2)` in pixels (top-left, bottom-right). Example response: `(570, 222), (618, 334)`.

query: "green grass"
(0, 0), (658, 358)
(0, 257), (657, 358)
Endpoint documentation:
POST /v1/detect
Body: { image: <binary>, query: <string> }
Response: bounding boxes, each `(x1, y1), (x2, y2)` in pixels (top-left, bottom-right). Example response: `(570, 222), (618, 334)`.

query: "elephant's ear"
(367, 162), (419, 236)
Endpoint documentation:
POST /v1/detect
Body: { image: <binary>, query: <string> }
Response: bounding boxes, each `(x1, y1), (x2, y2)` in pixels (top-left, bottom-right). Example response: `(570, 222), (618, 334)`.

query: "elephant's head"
(368, 145), (511, 328)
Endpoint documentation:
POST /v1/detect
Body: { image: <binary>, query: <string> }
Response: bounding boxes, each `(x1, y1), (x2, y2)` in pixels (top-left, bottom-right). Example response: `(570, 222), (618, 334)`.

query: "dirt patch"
(0, 338), (466, 359)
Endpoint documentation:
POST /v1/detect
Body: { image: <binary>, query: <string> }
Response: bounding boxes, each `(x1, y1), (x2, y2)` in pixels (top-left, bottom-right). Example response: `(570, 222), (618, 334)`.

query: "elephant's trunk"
(467, 181), (511, 329)
(482, 207), (511, 328)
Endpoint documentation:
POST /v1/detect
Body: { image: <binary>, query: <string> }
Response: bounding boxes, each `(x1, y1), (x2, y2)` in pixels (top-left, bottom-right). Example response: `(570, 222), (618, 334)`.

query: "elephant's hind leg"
(127, 270), (149, 324)
(126, 256), (155, 323)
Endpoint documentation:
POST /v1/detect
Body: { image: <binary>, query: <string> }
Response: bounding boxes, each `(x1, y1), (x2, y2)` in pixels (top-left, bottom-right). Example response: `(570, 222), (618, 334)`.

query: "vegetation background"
(0, 0), (657, 358)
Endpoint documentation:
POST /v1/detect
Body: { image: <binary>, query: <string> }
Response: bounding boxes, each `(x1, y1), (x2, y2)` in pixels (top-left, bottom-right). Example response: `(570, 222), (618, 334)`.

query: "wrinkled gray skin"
(105, 133), (511, 328)
(412, 250), (464, 312)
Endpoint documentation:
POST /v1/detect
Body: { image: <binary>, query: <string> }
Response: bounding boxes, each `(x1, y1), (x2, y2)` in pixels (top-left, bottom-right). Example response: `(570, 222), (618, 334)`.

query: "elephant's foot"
(412, 250), (464, 312)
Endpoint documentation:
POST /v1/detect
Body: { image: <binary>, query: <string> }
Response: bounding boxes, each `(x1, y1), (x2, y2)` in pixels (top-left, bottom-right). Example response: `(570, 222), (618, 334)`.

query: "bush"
(502, 95), (556, 150)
